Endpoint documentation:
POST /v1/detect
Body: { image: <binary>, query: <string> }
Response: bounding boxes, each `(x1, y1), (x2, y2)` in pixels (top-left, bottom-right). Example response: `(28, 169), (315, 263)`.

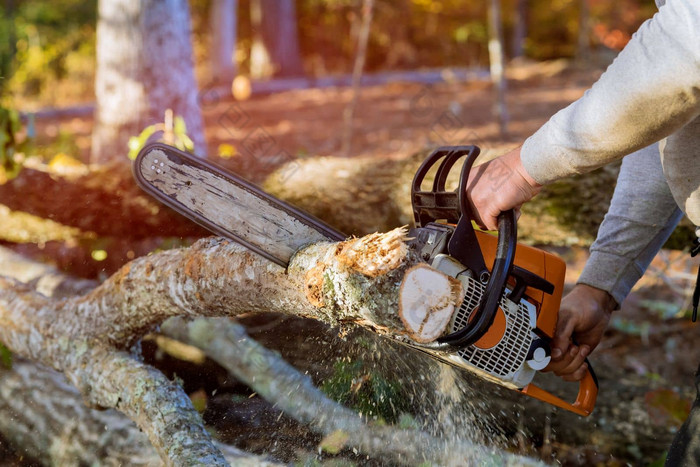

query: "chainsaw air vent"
(452, 275), (534, 379)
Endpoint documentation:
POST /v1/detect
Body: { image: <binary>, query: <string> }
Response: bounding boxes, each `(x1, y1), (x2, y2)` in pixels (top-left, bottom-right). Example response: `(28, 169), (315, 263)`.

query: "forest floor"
(1, 60), (699, 466)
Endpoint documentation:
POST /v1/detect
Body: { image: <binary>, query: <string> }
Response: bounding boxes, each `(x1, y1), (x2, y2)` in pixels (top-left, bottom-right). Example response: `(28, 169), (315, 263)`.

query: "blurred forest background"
(1, 1), (699, 466)
(1, 0), (655, 109)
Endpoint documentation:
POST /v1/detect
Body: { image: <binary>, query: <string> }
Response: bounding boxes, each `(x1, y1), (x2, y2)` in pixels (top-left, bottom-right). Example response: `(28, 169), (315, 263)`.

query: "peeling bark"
(0, 228), (454, 354)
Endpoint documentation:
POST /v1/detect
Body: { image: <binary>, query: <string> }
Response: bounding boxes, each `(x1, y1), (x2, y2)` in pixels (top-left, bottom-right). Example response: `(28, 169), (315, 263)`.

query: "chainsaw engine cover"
(431, 253), (548, 389)
(407, 221), (562, 389)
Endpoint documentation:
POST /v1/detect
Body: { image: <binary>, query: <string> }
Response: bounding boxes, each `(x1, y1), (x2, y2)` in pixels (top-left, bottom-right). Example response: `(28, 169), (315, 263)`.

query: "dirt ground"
(2, 61), (700, 465)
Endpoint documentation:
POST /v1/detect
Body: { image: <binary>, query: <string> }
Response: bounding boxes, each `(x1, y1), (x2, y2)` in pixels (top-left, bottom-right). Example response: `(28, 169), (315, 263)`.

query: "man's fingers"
(562, 363), (589, 382)
(545, 345), (577, 373)
(556, 345), (589, 375)
(551, 316), (576, 361)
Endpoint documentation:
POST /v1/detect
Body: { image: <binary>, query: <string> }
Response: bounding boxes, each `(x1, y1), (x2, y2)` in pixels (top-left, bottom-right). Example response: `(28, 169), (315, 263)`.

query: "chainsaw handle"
(410, 146), (518, 348)
(439, 210), (516, 347)
(521, 363), (599, 416)
(411, 146), (480, 227)
(437, 145), (517, 347)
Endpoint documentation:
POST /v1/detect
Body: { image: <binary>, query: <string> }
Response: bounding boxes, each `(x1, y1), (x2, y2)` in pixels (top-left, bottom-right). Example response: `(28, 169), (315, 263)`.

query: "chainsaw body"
(407, 146), (598, 416)
(132, 142), (597, 416)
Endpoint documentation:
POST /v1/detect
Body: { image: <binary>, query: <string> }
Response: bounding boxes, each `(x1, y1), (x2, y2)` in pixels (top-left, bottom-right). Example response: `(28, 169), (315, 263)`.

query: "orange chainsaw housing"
(474, 230), (597, 416)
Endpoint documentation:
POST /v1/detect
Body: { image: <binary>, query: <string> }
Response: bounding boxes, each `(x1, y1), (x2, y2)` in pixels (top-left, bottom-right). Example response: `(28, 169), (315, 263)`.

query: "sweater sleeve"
(520, 0), (700, 185)
(577, 144), (683, 306)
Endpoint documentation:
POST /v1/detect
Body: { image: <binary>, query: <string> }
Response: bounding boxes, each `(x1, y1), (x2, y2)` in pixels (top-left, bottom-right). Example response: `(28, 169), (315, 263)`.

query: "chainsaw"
(133, 142), (598, 416)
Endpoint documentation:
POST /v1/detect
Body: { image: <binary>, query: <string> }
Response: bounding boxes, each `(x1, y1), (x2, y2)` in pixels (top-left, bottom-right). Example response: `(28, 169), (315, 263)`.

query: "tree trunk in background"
(512, 0), (527, 59)
(250, 0), (303, 78)
(341, 0), (374, 157)
(210, 0), (238, 84)
(249, 0), (272, 79)
(487, 0), (508, 138)
(576, 0), (591, 65)
(91, 0), (206, 164)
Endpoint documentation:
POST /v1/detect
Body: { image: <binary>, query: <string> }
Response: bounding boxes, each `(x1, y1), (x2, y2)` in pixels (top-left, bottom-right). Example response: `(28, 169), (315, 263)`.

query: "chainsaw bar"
(133, 143), (345, 267)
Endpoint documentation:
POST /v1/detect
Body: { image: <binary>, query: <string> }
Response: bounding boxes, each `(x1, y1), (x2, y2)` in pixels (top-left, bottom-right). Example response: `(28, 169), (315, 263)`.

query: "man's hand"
(544, 284), (617, 381)
(467, 147), (542, 231)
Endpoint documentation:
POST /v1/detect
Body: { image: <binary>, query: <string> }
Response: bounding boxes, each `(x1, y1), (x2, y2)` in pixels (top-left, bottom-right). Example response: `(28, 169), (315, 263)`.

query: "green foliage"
(319, 429), (350, 455)
(648, 452), (669, 467)
(0, 6), (16, 88)
(639, 299), (685, 320)
(6, 0), (662, 105)
(320, 359), (409, 423)
(663, 220), (699, 251)
(0, 342), (12, 369)
(610, 317), (650, 338)
(0, 107), (23, 182)
(128, 114), (195, 160)
(3, 0), (96, 103)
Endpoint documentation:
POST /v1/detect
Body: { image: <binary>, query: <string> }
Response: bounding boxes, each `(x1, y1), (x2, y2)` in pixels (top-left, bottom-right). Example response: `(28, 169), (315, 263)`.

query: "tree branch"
(0, 360), (281, 466)
(161, 317), (545, 466)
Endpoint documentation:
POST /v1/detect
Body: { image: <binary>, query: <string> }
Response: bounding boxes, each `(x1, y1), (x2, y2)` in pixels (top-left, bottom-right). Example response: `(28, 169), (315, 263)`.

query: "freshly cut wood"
(399, 265), (463, 342)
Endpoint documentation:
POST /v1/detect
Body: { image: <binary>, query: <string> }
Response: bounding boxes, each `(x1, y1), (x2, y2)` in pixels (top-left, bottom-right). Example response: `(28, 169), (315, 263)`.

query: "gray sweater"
(520, 0), (700, 305)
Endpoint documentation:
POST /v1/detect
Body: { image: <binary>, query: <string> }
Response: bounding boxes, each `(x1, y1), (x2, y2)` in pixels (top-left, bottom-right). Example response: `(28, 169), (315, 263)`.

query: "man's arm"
(468, 0), (700, 231)
(546, 144), (683, 380)
(578, 144), (683, 305)
(521, 0), (700, 185)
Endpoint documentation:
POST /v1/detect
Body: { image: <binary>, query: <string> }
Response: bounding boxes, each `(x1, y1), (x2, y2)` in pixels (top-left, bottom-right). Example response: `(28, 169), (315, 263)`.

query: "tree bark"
(210, 0), (238, 84)
(260, 0), (304, 77)
(162, 317), (523, 466)
(0, 230), (462, 463)
(341, 0), (374, 158)
(0, 241), (553, 465)
(512, 0), (528, 59)
(0, 244), (686, 465)
(487, 0), (509, 138)
(91, 0), (206, 163)
(0, 359), (283, 466)
(250, 0), (304, 78)
(576, 0), (591, 66)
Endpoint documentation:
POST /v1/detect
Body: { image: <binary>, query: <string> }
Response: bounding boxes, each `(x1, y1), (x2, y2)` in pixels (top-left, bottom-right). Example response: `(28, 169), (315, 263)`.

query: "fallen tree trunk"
(1, 229), (530, 464)
(0, 162), (206, 240)
(0, 244), (540, 465)
(0, 360), (279, 467)
(0, 238), (684, 465)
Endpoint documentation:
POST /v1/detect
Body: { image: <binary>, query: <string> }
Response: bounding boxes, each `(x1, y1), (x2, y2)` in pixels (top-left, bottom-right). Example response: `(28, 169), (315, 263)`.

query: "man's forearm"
(577, 144), (683, 306)
(521, 0), (700, 185)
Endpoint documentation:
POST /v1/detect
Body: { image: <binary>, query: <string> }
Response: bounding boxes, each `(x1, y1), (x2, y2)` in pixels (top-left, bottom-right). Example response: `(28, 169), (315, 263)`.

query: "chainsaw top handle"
(411, 146), (516, 348)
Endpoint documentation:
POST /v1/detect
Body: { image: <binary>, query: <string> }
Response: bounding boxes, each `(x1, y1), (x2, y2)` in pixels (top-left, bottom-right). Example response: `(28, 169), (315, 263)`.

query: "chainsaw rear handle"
(411, 146), (517, 348)
(522, 363), (599, 416)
